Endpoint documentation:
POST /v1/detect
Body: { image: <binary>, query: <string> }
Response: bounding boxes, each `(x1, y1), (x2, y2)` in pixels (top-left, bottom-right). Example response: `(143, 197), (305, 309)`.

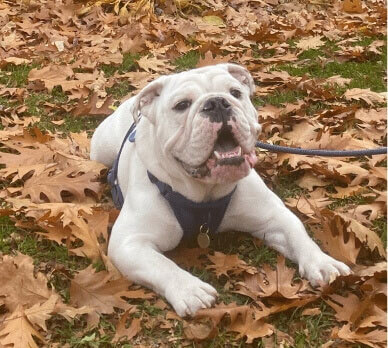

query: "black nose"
(202, 97), (231, 123)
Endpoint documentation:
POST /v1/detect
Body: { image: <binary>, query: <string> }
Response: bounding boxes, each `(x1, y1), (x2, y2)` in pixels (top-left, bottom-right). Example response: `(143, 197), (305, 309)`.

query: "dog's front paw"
(165, 275), (218, 317)
(299, 252), (352, 286)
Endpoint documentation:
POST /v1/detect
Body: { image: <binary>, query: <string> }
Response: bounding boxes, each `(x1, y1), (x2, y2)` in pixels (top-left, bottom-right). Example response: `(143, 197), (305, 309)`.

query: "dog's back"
(90, 98), (135, 167)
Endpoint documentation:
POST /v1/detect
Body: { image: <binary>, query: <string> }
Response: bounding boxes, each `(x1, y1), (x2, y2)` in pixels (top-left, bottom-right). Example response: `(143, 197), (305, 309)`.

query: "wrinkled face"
(134, 64), (261, 184)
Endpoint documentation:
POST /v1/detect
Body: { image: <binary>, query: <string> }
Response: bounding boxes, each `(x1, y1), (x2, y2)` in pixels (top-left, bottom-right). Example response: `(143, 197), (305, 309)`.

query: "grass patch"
(0, 96), (17, 110)
(253, 90), (306, 107)
(100, 52), (139, 77)
(327, 194), (374, 210)
(351, 36), (382, 47)
(0, 63), (40, 87)
(0, 217), (88, 270)
(271, 302), (335, 347)
(305, 101), (331, 116)
(0, 216), (14, 254)
(106, 80), (134, 99)
(48, 315), (119, 348)
(277, 48), (386, 92)
(373, 216), (387, 248)
(33, 114), (101, 135)
(273, 173), (307, 200)
(25, 90), (67, 116)
(173, 50), (200, 71)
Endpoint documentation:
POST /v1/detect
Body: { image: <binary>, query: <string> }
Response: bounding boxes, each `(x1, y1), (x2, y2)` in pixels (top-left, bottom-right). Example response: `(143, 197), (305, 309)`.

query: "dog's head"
(131, 64), (261, 184)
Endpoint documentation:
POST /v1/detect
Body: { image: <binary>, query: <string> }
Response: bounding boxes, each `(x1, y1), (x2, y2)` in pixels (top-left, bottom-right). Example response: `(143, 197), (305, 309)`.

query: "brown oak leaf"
(236, 255), (310, 300)
(0, 254), (53, 312)
(331, 324), (386, 348)
(70, 265), (134, 327)
(228, 309), (274, 343)
(113, 309), (141, 342)
(21, 166), (102, 203)
(206, 251), (257, 278)
(0, 305), (44, 348)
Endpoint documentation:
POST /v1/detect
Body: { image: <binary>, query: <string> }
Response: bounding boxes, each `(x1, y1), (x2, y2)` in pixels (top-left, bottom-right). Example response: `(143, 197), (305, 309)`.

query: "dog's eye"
(173, 100), (191, 111)
(230, 89), (241, 99)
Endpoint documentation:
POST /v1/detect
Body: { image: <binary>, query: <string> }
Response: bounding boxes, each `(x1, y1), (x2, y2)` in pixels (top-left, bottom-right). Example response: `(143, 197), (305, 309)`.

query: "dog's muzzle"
(176, 96), (258, 183)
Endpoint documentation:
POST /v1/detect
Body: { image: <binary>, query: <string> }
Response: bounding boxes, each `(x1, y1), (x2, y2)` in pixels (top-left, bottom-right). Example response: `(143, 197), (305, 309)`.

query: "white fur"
(90, 64), (351, 317)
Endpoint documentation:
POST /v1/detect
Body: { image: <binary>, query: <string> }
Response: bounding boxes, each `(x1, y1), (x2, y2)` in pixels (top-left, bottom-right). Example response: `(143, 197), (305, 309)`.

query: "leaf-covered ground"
(0, 0), (386, 347)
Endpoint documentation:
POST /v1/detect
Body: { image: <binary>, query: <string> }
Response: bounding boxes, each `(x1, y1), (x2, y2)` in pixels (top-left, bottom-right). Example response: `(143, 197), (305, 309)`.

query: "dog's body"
(90, 64), (351, 317)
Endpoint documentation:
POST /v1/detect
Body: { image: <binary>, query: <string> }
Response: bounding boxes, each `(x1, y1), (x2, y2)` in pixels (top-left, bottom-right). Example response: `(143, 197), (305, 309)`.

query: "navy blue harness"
(107, 122), (236, 241)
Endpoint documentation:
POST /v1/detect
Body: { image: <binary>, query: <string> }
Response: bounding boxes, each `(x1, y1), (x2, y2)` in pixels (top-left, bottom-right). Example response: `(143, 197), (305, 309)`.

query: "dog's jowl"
(90, 64), (351, 317)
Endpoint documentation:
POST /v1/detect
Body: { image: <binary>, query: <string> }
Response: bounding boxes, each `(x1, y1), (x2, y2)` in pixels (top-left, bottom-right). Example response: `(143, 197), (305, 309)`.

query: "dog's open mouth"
(213, 127), (244, 166)
(178, 127), (257, 182)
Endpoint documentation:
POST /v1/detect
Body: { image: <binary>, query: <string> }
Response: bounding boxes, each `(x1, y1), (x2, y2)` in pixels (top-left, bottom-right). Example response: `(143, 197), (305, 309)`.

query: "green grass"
(0, 216), (14, 254)
(271, 302), (335, 347)
(22, 88), (103, 136)
(273, 173), (307, 200)
(327, 194), (374, 210)
(173, 50), (200, 71)
(33, 114), (101, 135)
(297, 41), (340, 61)
(0, 96), (16, 110)
(253, 90), (306, 107)
(0, 217), (88, 269)
(373, 216), (387, 248)
(106, 81), (134, 99)
(0, 63), (40, 87)
(25, 89), (68, 116)
(351, 36), (382, 47)
(48, 315), (120, 348)
(277, 44), (387, 92)
(100, 52), (139, 77)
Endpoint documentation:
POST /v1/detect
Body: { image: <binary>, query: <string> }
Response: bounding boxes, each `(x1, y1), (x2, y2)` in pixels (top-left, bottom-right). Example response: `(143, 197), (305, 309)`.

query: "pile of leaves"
(0, 0), (386, 346)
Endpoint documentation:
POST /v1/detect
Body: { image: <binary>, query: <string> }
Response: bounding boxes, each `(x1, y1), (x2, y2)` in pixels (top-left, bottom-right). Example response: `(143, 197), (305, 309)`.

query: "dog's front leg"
(232, 172), (352, 286)
(252, 206), (351, 285)
(108, 233), (217, 317)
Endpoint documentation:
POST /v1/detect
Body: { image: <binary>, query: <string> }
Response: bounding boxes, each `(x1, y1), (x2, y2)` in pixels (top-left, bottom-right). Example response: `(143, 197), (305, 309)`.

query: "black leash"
(255, 141), (387, 157)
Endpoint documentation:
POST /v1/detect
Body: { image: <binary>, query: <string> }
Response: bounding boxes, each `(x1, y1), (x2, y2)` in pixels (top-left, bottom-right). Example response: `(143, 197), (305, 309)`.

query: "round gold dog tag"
(197, 224), (210, 249)
(197, 232), (210, 249)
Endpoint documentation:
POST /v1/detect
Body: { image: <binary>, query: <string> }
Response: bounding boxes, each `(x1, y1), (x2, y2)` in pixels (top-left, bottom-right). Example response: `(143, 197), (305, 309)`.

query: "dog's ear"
(225, 64), (255, 96)
(130, 79), (164, 123)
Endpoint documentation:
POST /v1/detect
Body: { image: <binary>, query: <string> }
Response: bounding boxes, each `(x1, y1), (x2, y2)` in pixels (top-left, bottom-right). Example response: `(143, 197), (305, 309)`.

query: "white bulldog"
(90, 64), (351, 317)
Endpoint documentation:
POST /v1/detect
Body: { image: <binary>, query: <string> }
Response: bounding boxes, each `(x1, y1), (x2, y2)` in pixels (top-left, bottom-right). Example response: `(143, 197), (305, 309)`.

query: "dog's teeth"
(237, 146), (242, 156)
(214, 151), (222, 160)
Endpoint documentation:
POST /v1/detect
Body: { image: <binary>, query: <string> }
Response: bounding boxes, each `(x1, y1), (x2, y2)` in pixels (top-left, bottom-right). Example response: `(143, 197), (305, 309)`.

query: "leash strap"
(256, 141), (387, 157)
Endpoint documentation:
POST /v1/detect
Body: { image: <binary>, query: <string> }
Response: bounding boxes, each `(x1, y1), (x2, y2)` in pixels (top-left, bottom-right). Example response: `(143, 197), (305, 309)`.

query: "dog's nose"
(202, 97), (231, 122)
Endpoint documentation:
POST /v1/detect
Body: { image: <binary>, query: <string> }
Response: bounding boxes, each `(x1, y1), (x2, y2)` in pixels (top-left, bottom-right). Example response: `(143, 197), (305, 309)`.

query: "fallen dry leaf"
(344, 88), (386, 105)
(0, 254), (53, 312)
(0, 305), (44, 348)
(228, 309), (274, 343)
(113, 309), (141, 342)
(70, 265), (133, 326)
(235, 256), (311, 299)
(206, 251), (257, 278)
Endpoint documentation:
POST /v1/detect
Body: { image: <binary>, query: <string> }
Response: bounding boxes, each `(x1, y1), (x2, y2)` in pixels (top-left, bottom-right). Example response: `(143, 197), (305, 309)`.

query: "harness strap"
(107, 122), (137, 209)
(148, 171), (236, 239)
